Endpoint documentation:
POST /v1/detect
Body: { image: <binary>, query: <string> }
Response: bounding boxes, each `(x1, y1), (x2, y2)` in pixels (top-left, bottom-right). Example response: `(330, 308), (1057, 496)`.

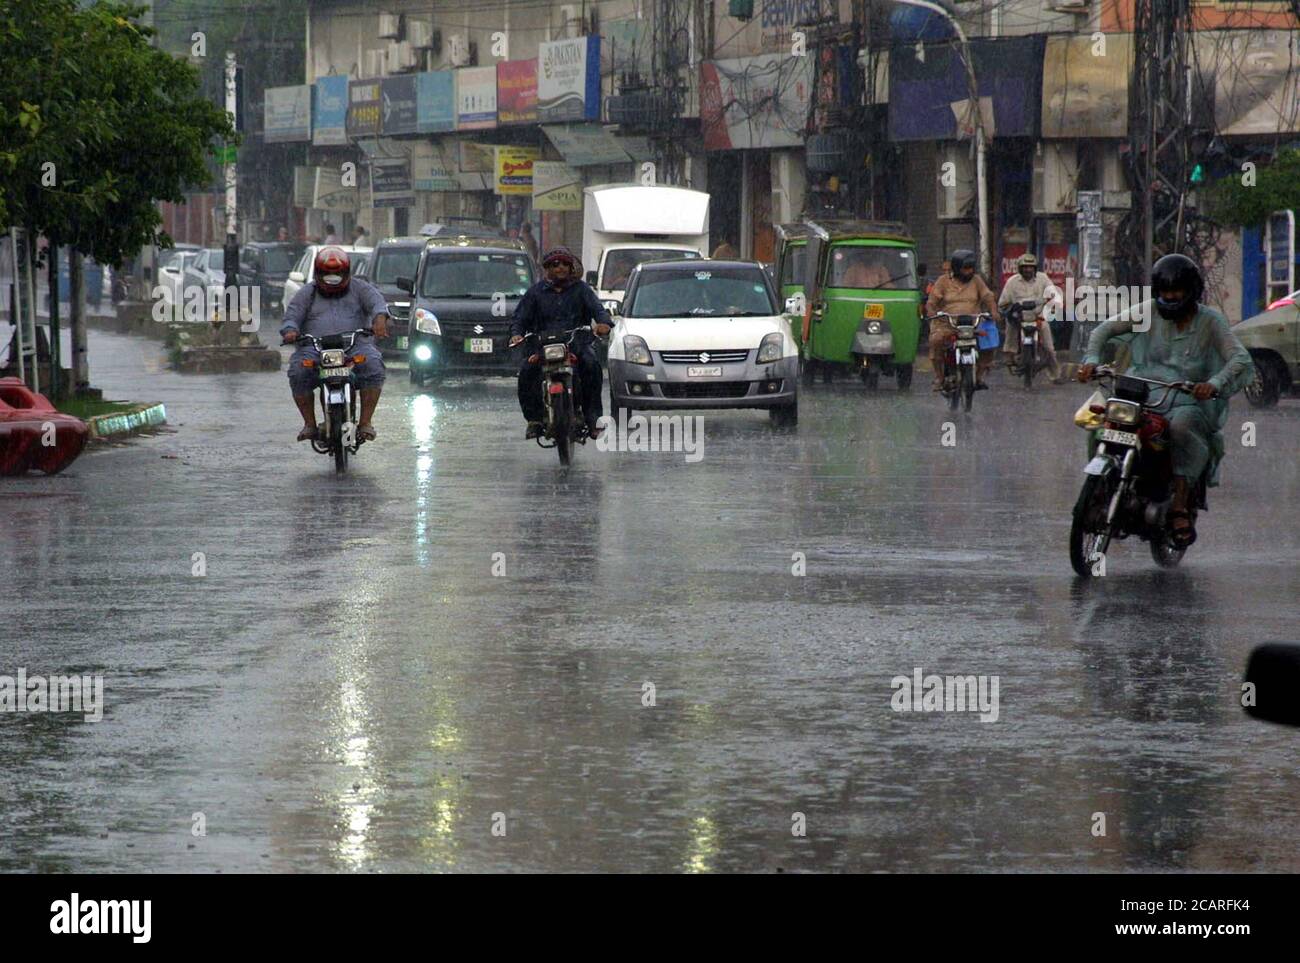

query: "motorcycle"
(927, 311), (992, 412)
(520, 325), (594, 467)
(1068, 365), (1216, 577)
(1004, 298), (1047, 389)
(285, 328), (373, 474)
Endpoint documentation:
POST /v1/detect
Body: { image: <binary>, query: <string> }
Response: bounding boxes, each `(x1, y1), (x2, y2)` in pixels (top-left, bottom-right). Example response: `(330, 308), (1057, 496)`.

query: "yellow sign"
(864, 303), (885, 320)
(532, 161), (582, 211)
(494, 146), (538, 196)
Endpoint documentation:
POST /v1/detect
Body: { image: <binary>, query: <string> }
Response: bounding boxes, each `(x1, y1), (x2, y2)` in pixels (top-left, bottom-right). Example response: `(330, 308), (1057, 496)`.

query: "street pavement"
(2, 327), (1299, 872)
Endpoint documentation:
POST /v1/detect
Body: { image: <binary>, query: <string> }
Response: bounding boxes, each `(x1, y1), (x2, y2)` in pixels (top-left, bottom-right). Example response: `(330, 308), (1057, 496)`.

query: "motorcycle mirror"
(395, 276), (413, 293)
(1243, 643), (1300, 728)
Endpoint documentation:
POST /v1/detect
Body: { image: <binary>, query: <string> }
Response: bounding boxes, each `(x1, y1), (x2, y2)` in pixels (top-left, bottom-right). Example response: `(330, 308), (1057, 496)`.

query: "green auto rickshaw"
(775, 220), (922, 391)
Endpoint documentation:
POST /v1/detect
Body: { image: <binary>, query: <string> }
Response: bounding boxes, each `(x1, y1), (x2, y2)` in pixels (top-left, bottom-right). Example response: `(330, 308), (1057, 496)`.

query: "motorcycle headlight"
(756, 332), (784, 364)
(413, 308), (441, 335)
(543, 343), (567, 361)
(623, 335), (652, 366)
(1105, 400), (1141, 426)
(320, 349), (345, 367)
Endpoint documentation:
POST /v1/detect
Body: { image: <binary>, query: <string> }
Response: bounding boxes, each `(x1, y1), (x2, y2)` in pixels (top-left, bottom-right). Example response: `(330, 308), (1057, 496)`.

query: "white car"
(283, 244), (373, 308)
(607, 258), (799, 426)
(154, 244), (200, 309)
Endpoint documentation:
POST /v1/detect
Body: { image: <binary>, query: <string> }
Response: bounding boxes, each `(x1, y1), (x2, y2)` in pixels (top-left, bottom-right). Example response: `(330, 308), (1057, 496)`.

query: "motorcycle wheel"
(554, 389), (573, 467)
(329, 402), (348, 474)
(1069, 475), (1111, 577)
(960, 364), (975, 412)
(1150, 534), (1186, 569)
(1023, 344), (1035, 389)
(945, 364), (959, 410)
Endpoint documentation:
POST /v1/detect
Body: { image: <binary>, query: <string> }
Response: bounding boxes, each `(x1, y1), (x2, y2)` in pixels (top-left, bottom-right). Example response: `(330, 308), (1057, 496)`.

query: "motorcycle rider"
(280, 246), (390, 442)
(924, 249), (1001, 391)
(1077, 253), (1252, 547)
(997, 252), (1065, 383)
(508, 247), (612, 440)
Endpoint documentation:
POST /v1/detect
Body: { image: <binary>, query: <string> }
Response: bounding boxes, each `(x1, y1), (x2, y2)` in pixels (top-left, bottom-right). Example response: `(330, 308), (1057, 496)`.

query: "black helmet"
(950, 249), (976, 275)
(1150, 253), (1203, 320)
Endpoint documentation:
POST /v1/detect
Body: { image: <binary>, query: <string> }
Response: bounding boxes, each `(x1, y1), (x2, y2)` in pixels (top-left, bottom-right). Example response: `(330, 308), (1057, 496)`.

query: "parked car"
(282, 244), (374, 311)
(606, 259), (799, 425)
(397, 236), (536, 386)
(179, 247), (228, 319)
(1237, 295), (1300, 408)
(366, 236), (434, 357)
(237, 241), (304, 321)
(154, 244), (200, 308)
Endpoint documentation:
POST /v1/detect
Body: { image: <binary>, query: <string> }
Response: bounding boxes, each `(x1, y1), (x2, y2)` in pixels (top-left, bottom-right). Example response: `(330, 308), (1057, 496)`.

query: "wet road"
(3, 327), (1299, 872)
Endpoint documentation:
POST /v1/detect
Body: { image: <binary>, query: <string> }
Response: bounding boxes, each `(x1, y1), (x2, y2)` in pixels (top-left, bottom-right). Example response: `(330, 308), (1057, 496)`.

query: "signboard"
(413, 149), (459, 192)
(533, 161), (583, 211)
(1080, 227), (1103, 280)
(456, 66), (497, 130)
(494, 147), (538, 195)
(1265, 209), (1296, 297)
(416, 71), (455, 133)
(1000, 240), (1027, 288)
(312, 75), (349, 146)
(1042, 35), (1133, 139)
(347, 80), (382, 138)
(540, 124), (631, 166)
(293, 166), (316, 207)
(264, 85), (310, 142)
(1077, 190), (1102, 228)
(538, 36), (601, 122)
(313, 167), (357, 212)
(497, 59), (539, 124)
(371, 158), (414, 209)
(381, 76), (418, 136)
(1196, 31), (1300, 137)
(700, 54), (813, 150)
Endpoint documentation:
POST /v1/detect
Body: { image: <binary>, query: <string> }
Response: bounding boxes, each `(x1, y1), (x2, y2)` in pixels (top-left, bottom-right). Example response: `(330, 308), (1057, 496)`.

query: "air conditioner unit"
(388, 41), (417, 72)
(408, 20), (434, 49)
(556, 5), (589, 38)
(447, 33), (471, 67)
(1032, 141), (1078, 214)
(936, 143), (975, 221)
(365, 48), (387, 79)
(1047, 0), (1089, 11)
(378, 13), (401, 40)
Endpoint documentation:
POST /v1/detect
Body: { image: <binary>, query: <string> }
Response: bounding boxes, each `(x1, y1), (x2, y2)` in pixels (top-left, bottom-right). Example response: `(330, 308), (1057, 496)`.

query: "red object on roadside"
(0, 377), (89, 476)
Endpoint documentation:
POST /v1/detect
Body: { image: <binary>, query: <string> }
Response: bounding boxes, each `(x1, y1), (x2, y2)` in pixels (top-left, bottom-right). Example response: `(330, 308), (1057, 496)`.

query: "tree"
(1202, 149), (1300, 229)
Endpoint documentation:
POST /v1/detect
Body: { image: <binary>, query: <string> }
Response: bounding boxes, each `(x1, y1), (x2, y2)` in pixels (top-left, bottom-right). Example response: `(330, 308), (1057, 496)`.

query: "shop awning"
(541, 124), (632, 166)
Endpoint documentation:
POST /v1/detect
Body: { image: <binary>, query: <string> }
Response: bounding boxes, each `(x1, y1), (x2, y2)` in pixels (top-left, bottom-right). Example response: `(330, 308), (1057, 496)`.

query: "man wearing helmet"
(508, 247), (611, 440)
(1078, 253), (1253, 547)
(279, 246), (390, 442)
(997, 252), (1065, 383)
(924, 249), (1001, 391)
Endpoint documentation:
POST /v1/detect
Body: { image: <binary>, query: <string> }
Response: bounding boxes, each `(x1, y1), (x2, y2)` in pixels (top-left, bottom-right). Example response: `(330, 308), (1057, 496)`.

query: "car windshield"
(420, 252), (534, 298)
(780, 245), (807, 287)
(370, 248), (421, 284)
(600, 248), (700, 291)
(827, 246), (917, 290)
(160, 251), (195, 271)
(625, 266), (776, 318)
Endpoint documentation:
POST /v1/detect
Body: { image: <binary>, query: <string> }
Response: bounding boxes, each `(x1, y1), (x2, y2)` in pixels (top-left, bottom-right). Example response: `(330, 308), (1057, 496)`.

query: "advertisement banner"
(313, 167), (357, 212)
(1041, 34), (1133, 139)
(538, 36), (601, 122)
(293, 166), (316, 207)
(456, 66), (497, 130)
(413, 148), (459, 192)
(264, 85), (310, 143)
(532, 161), (583, 211)
(312, 75), (349, 146)
(416, 71), (455, 133)
(1195, 30), (1300, 136)
(347, 79), (382, 138)
(381, 76), (418, 136)
(497, 59), (539, 124)
(371, 158), (414, 209)
(700, 54), (813, 150)
(494, 147), (538, 195)
(1000, 241), (1027, 289)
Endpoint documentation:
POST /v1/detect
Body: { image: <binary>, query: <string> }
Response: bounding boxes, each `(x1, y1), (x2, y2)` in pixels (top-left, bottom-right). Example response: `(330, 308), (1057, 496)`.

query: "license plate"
(956, 339), (978, 348)
(1100, 427), (1138, 446)
(1022, 336), (1035, 344)
(687, 366), (723, 377)
(320, 366), (349, 378)
(864, 303), (885, 320)
(466, 338), (493, 353)
(396, 336), (409, 349)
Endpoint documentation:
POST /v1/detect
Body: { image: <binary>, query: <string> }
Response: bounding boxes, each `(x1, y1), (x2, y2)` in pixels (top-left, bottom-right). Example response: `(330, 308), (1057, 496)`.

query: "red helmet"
(314, 246), (351, 296)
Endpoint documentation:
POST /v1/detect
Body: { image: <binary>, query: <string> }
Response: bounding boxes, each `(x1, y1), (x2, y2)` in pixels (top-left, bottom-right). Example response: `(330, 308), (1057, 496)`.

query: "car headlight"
(1105, 400), (1141, 426)
(413, 344), (433, 362)
(756, 332), (784, 364)
(413, 308), (441, 335)
(623, 335), (652, 365)
(865, 320), (884, 335)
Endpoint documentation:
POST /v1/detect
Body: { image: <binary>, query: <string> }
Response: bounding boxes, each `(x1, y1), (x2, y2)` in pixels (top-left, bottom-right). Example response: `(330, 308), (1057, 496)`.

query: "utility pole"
(220, 50), (240, 347)
(47, 240), (61, 399)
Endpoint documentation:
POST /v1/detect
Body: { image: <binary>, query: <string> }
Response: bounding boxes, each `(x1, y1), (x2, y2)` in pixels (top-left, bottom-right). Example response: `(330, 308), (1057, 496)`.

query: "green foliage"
(0, 0), (235, 264)
(1202, 149), (1300, 228)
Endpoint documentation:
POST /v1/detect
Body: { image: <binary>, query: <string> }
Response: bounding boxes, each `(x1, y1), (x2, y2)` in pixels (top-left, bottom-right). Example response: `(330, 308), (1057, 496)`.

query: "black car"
(365, 236), (428, 357)
(397, 237), (537, 385)
(238, 242), (303, 321)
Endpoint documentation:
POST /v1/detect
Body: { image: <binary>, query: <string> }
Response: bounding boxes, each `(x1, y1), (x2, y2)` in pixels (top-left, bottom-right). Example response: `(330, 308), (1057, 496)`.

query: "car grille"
(439, 318), (513, 340)
(660, 381), (752, 399)
(659, 349), (750, 364)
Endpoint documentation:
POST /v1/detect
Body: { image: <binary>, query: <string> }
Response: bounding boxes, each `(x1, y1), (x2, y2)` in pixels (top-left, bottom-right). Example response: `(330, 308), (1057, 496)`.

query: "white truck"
(581, 184), (710, 309)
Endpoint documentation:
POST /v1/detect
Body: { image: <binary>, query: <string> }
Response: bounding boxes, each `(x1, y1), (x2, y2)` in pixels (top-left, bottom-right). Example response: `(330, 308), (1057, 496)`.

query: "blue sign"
(312, 75), (349, 146)
(417, 71), (455, 133)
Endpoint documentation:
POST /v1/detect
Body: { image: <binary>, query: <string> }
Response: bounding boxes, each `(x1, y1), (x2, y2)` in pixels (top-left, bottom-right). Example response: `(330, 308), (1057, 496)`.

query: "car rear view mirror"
(395, 276), (413, 293)
(1243, 643), (1300, 727)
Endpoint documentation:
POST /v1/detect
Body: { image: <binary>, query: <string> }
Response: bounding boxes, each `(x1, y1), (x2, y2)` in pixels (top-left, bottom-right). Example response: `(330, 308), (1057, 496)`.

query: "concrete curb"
(86, 402), (167, 440)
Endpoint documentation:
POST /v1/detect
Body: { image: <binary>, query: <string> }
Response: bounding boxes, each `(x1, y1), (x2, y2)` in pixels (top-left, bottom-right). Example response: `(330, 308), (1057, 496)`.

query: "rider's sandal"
(297, 425), (318, 442)
(1167, 510), (1197, 548)
(356, 424), (377, 442)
